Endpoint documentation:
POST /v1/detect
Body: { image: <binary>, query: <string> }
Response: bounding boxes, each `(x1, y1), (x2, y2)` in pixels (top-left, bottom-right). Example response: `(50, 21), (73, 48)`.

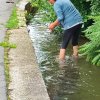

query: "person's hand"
(48, 23), (55, 31)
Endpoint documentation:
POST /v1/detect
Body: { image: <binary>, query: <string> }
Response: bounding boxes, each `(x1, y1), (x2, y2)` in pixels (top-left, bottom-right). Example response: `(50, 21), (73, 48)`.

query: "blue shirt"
(54, 0), (83, 30)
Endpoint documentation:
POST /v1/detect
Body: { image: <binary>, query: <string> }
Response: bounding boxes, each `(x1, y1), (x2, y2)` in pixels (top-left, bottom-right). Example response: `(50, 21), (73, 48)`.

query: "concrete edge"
(9, 0), (50, 100)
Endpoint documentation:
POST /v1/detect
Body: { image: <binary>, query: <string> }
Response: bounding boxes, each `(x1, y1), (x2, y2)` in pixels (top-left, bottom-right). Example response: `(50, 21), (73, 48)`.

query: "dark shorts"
(61, 24), (82, 49)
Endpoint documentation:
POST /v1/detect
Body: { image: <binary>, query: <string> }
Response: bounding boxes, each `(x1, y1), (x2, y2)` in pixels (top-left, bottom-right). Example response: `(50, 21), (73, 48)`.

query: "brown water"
(28, 13), (100, 100)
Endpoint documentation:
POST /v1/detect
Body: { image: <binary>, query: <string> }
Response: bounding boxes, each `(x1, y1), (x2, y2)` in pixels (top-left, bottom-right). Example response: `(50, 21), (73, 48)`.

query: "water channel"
(27, 13), (100, 100)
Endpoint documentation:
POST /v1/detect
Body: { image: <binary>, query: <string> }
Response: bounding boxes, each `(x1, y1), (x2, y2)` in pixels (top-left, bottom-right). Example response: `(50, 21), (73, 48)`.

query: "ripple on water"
(28, 13), (100, 100)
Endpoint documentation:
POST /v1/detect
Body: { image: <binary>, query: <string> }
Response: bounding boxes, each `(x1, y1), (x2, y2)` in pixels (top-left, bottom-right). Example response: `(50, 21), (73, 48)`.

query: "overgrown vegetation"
(0, 7), (17, 88)
(78, 0), (100, 66)
(1, 7), (17, 88)
(6, 7), (18, 29)
(0, 41), (16, 48)
(0, 7), (18, 100)
(79, 16), (100, 66)
(0, 31), (16, 100)
(25, 1), (39, 24)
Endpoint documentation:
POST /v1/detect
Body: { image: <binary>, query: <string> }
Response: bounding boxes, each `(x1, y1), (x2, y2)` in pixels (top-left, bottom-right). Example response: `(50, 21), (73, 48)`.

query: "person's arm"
(48, 4), (63, 31)
(48, 19), (60, 31)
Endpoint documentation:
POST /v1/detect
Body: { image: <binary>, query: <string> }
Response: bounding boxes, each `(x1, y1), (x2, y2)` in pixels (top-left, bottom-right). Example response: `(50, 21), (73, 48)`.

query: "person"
(48, 0), (83, 62)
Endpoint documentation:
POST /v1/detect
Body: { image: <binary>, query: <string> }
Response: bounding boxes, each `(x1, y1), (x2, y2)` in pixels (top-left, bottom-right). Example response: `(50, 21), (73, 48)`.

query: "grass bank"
(6, 7), (19, 29)
(0, 7), (18, 100)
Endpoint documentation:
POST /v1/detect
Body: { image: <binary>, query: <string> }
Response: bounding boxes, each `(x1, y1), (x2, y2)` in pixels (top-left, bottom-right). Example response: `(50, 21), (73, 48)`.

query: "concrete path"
(7, 0), (50, 100)
(0, 0), (17, 99)
(8, 28), (50, 100)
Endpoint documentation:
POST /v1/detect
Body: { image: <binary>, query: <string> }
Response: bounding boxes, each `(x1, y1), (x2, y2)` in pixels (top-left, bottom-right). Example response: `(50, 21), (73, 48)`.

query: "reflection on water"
(28, 13), (100, 100)
(47, 60), (80, 100)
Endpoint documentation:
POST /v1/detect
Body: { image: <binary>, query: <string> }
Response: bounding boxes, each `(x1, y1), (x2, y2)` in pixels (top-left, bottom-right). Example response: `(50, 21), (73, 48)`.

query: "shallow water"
(28, 13), (100, 100)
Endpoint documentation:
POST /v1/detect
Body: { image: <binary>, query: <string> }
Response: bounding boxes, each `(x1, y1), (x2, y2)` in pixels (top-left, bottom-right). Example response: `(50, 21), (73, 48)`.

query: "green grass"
(4, 48), (10, 88)
(0, 31), (16, 100)
(4, 47), (13, 100)
(0, 41), (16, 48)
(2, 6), (18, 100)
(4, 6), (18, 100)
(6, 7), (19, 29)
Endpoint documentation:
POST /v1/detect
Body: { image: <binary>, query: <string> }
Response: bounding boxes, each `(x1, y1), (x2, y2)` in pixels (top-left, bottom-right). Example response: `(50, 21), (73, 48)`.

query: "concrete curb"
(8, 0), (50, 100)
(0, 0), (19, 99)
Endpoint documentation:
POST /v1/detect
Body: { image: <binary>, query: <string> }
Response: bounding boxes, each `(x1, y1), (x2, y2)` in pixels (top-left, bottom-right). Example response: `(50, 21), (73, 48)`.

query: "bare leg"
(59, 49), (66, 60)
(73, 45), (78, 57)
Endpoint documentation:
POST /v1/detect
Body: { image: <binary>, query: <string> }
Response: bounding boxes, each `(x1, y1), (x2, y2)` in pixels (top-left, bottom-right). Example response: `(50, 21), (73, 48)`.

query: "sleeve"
(54, 4), (64, 23)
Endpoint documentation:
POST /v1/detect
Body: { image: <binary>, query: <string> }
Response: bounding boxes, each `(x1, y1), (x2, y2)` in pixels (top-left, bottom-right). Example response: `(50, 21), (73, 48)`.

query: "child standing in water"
(48, 0), (83, 62)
